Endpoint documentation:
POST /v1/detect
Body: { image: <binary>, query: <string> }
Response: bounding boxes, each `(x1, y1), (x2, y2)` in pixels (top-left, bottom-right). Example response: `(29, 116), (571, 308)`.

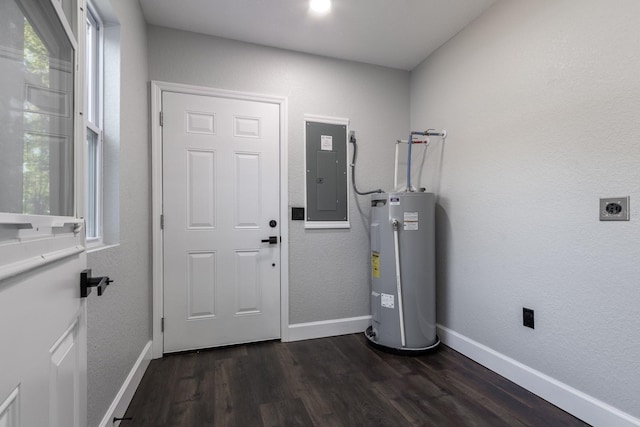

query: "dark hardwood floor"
(123, 334), (589, 426)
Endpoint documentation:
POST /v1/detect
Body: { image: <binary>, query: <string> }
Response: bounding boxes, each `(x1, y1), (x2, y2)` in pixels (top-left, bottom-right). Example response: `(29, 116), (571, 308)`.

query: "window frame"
(84, 1), (104, 246)
(0, 0), (82, 233)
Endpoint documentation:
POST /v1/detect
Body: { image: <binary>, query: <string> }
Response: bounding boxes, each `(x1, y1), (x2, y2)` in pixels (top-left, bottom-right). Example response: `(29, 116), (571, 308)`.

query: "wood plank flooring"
(123, 334), (590, 426)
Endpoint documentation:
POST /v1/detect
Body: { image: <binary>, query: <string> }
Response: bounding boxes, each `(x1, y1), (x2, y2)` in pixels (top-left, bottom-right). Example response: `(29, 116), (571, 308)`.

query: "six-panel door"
(162, 92), (281, 353)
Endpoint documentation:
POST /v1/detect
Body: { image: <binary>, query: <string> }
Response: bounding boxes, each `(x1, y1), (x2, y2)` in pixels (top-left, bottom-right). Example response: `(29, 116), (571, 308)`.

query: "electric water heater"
(366, 192), (439, 352)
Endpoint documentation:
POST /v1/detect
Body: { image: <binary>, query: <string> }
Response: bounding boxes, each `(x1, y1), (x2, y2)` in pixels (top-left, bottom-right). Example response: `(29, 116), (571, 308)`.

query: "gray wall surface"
(410, 0), (640, 418)
(147, 25), (410, 324)
(86, 0), (150, 425)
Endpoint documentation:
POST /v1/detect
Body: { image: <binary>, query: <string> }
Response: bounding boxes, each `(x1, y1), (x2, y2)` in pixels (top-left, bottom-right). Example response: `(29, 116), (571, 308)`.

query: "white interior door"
(0, 229), (87, 427)
(162, 91), (281, 353)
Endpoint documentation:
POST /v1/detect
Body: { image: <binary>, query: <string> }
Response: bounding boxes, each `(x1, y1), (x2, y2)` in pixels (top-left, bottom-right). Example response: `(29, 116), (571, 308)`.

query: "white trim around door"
(150, 80), (289, 358)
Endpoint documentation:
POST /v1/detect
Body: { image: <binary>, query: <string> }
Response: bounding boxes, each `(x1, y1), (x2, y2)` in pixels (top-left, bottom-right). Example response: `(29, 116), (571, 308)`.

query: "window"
(85, 3), (103, 242)
(0, 0), (76, 219)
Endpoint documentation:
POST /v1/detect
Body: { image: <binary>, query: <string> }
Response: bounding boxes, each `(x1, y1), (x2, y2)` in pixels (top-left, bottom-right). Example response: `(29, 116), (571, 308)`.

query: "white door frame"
(150, 80), (289, 358)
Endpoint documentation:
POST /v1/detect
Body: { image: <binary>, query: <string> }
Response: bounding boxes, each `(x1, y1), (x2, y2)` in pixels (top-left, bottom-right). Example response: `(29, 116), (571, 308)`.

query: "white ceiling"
(139, 0), (496, 71)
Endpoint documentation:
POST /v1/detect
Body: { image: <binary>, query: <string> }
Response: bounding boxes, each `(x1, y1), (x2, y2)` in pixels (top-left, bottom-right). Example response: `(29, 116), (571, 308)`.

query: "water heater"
(366, 192), (439, 352)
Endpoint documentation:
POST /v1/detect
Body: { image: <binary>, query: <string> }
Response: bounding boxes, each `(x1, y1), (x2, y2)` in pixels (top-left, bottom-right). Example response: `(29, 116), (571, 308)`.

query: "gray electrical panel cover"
(305, 121), (348, 223)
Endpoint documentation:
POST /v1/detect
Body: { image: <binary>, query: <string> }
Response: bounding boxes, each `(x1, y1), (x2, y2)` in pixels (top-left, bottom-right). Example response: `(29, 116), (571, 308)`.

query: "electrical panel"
(304, 118), (349, 228)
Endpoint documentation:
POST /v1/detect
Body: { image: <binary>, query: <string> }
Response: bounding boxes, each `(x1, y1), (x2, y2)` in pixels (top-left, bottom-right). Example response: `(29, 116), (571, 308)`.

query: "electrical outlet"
(600, 196), (630, 221)
(523, 308), (534, 329)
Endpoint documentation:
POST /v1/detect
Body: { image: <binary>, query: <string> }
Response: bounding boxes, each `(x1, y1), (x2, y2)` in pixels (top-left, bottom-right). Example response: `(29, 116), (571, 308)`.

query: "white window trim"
(84, 1), (105, 247)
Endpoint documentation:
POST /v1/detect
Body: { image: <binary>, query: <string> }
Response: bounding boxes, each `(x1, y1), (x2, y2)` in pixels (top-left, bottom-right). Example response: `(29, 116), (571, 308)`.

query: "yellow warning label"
(372, 252), (380, 279)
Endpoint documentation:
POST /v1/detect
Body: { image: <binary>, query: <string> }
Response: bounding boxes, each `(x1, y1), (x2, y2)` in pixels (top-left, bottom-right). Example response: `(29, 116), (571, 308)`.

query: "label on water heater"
(381, 293), (394, 309)
(371, 252), (380, 278)
(403, 211), (419, 231)
(389, 197), (400, 206)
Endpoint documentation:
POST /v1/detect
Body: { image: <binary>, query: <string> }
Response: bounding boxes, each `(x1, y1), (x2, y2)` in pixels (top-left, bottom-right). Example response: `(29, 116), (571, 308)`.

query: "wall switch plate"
(600, 196), (630, 221)
(292, 207), (305, 221)
(523, 307), (534, 329)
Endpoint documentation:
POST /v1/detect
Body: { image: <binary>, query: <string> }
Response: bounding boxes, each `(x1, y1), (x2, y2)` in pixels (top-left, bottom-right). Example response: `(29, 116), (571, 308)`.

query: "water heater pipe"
(392, 219), (406, 347)
(395, 139), (427, 190)
(393, 141), (400, 189)
(404, 130), (447, 192)
(406, 134), (413, 191)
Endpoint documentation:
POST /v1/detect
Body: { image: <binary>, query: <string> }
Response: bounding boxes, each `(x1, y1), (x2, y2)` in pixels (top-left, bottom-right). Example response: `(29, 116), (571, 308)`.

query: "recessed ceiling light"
(310, 0), (331, 14)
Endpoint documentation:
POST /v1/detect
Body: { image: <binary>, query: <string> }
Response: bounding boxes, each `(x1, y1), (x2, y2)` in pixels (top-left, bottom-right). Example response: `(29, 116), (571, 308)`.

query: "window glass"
(86, 128), (99, 238)
(85, 9), (98, 125)
(0, 0), (75, 216)
(85, 4), (103, 241)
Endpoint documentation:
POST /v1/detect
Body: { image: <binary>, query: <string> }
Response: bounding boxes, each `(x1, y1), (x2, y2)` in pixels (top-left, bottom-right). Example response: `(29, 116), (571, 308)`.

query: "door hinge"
(160, 214), (164, 229)
(161, 317), (165, 332)
(159, 111), (163, 126)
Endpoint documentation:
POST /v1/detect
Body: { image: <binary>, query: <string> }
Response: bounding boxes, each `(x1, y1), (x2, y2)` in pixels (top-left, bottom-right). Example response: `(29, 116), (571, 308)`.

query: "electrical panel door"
(305, 119), (348, 226)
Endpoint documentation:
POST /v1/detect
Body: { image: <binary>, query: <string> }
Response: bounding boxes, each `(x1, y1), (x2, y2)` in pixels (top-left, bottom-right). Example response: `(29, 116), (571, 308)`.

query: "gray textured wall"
(86, 0), (150, 425)
(147, 25), (410, 324)
(411, 0), (640, 418)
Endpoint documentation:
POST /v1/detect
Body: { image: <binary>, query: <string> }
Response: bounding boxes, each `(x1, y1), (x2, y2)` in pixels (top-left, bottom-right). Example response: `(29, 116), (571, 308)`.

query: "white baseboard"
(437, 325), (640, 427)
(287, 315), (371, 342)
(98, 340), (152, 427)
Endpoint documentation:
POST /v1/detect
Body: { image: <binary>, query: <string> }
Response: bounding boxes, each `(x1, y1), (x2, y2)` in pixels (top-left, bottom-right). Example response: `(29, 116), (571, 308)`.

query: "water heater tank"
(367, 192), (439, 352)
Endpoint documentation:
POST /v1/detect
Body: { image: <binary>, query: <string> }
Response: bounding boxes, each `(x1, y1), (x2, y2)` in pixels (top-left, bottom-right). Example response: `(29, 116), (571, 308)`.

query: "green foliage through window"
(22, 18), (52, 214)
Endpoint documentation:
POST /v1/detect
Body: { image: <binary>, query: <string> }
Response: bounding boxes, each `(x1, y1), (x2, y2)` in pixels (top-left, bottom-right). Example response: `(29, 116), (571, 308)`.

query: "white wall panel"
(86, 0), (151, 425)
(410, 0), (640, 420)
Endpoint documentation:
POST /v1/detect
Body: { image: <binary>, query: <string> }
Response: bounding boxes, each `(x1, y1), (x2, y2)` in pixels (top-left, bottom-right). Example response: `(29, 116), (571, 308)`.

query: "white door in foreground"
(0, 231), (87, 427)
(0, 0), (87, 424)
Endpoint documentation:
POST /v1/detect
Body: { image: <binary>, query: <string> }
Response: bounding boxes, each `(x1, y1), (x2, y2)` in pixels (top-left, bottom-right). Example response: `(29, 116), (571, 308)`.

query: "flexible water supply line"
(350, 133), (383, 196)
(392, 219), (406, 347)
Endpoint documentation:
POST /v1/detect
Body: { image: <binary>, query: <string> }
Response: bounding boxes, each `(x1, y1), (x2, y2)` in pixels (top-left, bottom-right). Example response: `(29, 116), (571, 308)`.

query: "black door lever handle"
(80, 269), (113, 298)
(261, 236), (278, 244)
